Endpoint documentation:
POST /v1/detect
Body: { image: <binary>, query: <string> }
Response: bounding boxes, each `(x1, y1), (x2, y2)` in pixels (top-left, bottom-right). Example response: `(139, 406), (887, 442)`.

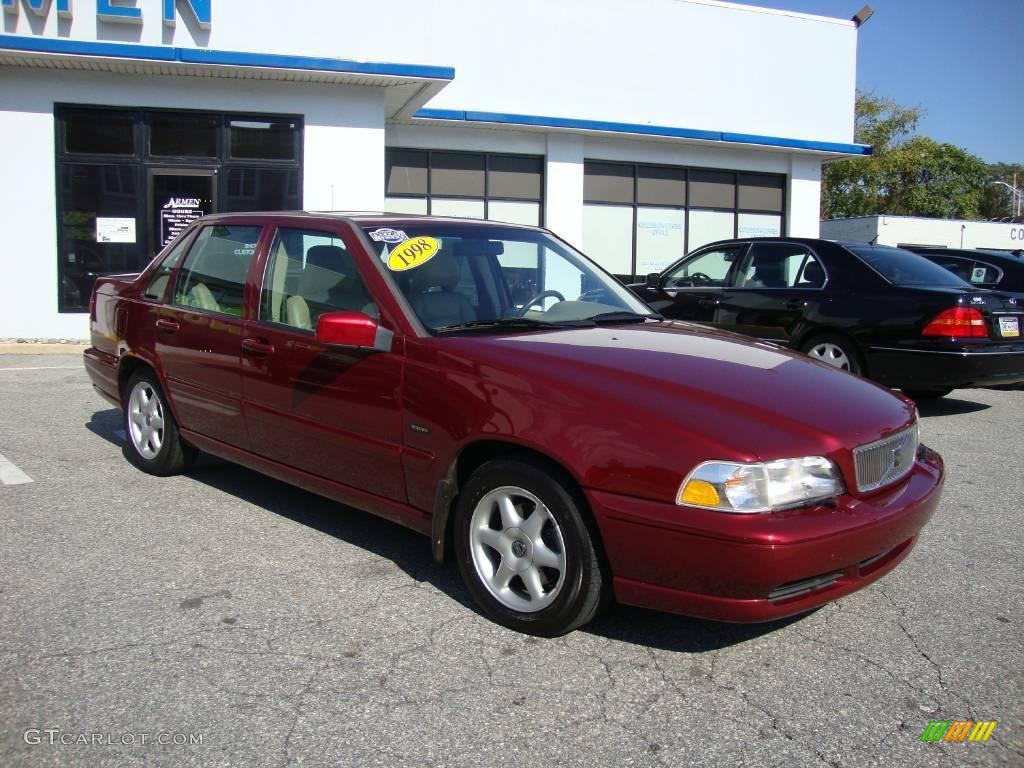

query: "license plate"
(999, 317), (1020, 338)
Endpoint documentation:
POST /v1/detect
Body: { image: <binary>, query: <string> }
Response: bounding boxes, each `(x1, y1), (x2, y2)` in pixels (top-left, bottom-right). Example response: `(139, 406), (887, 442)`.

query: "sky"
(736, 0), (1024, 164)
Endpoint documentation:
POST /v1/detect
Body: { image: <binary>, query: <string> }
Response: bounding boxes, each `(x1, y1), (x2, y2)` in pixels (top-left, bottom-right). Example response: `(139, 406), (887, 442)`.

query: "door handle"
(785, 299), (805, 310)
(241, 338), (275, 356)
(697, 298), (718, 307)
(155, 318), (179, 333)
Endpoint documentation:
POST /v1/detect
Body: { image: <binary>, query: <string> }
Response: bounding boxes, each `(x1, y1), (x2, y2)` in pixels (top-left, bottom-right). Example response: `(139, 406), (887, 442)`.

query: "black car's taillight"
(921, 307), (987, 338)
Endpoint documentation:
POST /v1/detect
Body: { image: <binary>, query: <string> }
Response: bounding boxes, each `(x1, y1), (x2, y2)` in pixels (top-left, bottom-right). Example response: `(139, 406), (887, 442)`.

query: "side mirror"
(315, 311), (393, 353)
(644, 272), (660, 289)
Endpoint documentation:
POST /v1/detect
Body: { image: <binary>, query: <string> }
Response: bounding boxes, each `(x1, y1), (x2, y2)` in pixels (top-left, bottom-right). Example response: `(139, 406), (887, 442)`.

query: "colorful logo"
(920, 721), (997, 742)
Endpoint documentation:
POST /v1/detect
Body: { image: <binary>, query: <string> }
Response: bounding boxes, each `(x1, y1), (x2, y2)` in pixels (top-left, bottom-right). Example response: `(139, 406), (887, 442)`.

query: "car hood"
(441, 321), (916, 460)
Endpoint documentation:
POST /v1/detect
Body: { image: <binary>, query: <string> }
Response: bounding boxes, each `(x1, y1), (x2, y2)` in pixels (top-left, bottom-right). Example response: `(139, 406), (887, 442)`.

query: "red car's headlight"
(678, 456), (844, 513)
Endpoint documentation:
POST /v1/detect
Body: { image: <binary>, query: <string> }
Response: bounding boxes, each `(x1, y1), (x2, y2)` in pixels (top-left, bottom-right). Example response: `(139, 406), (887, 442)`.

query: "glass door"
(149, 168), (217, 254)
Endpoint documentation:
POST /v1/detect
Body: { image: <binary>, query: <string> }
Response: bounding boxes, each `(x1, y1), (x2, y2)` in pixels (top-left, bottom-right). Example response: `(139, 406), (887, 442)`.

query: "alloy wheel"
(468, 486), (567, 613)
(128, 380), (165, 460)
(806, 341), (852, 371)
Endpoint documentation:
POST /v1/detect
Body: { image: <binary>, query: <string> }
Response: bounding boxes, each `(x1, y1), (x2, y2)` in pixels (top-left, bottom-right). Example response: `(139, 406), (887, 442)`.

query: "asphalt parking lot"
(1, 353), (1021, 768)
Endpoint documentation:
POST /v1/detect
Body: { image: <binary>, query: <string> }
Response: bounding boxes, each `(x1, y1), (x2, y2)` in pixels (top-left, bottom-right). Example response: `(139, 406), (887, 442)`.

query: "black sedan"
(629, 238), (1024, 399)
(902, 246), (1024, 299)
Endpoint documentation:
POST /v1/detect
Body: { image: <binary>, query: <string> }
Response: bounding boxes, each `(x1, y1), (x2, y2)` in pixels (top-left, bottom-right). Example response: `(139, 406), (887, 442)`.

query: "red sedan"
(84, 213), (943, 636)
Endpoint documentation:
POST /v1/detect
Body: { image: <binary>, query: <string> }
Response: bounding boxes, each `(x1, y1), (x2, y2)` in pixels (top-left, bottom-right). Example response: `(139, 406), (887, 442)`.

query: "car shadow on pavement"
(87, 406), (803, 651)
(584, 606), (807, 652)
(913, 397), (990, 417)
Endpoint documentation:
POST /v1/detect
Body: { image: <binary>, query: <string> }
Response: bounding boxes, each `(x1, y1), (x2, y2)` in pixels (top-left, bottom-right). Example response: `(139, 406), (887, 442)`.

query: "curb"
(0, 343), (88, 355)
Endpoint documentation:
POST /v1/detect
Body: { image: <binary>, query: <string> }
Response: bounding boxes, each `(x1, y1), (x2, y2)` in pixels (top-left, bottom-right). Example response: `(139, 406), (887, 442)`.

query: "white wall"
(545, 134), (586, 249)
(787, 155), (822, 238)
(3, 0), (858, 145)
(0, 69), (384, 339)
(821, 217), (1024, 250)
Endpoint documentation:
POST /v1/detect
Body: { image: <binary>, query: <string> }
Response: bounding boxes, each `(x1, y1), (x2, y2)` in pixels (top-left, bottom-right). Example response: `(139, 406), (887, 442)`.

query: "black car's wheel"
(123, 370), (195, 476)
(902, 388), (953, 401)
(800, 333), (863, 375)
(454, 458), (606, 636)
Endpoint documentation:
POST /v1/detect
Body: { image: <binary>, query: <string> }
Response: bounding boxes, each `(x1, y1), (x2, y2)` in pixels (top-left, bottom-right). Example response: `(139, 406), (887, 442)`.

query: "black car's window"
(967, 261), (1000, 285)
(259, 227), (377, 331)
(173, 225), (261, 316)
(143, 232), (191, 300)
(735, 243), (823, 289)
(664, 246), (742, 288)
(846, 245), (970, 288)
(927, 255), (974, 283)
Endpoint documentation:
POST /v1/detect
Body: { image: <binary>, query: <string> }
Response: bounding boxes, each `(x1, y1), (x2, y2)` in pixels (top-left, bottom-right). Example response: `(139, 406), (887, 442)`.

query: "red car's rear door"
(239, 223), (406, 503)
(155, 222), (267, 449)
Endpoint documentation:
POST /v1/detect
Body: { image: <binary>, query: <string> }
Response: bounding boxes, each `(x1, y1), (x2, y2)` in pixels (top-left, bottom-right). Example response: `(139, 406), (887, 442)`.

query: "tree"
(980, 162), (1024, 220)
(822, 92), (990, 220)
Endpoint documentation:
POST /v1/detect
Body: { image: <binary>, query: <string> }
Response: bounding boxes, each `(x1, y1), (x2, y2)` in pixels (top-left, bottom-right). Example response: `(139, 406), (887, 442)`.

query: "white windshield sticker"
(369, 228), (408, 244)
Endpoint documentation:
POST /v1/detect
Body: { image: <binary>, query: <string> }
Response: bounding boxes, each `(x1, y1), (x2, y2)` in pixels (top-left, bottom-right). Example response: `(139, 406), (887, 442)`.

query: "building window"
(583, 161), (785, 282)
(385, 149), (544, 227)
(55, 105), (303, 312)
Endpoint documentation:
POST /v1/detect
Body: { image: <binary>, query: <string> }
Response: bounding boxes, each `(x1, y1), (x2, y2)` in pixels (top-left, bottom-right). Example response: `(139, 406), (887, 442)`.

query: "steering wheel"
(578, 287), (611, 303)
(687, 272), (713, 286)
(517, 290), (566, 316)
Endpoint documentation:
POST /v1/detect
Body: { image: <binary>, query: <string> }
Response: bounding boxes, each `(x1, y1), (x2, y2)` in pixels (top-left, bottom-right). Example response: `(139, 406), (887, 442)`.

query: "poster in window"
(96, 217), (137, 244)
(737, 213), (782, 239)
(636, 207), (685, 276)
(160, 197), (209, 248)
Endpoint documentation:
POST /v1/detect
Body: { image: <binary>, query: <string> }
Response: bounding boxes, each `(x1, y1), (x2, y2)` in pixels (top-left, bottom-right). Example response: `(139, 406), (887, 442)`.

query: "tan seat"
(285, 295), (311, 329)
(409, 250), (475, 329)
(186, 283), (220, 312)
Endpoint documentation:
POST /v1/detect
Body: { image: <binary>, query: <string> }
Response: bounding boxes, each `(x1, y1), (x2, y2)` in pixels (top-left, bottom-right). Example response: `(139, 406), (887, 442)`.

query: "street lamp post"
(991, 178), (1022, 218)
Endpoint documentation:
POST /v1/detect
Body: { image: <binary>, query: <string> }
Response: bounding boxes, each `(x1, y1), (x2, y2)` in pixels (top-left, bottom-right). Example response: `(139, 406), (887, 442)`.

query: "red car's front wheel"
(454, 458), (606, 636)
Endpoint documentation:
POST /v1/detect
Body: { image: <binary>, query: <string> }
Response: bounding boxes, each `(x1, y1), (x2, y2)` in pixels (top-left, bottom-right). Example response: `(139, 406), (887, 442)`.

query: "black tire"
(799, 332), (864, 376)
(123, 369), (195, 476)
(453, 458), (606, 636)
(902, 388), (953, 401)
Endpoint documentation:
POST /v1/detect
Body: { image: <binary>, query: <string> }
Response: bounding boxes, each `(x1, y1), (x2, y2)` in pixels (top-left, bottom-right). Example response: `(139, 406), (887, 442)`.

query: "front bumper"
(586, 447), (944, 623)
(865, 343), (1024, 389)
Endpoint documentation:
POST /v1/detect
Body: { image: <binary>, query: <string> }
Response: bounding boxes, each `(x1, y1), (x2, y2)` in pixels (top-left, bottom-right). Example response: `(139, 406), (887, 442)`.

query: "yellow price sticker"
(387, 237), (440, 272)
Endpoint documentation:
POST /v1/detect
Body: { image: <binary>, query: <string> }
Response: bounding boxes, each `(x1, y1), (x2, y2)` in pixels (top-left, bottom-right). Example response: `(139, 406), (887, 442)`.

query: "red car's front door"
(239, 224), (406, 502)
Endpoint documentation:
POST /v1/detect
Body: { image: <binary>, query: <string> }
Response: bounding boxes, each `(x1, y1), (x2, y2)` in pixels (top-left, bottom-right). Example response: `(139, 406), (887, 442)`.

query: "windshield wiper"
(586, 311), (662, 324)
(435, 317), (581, 334)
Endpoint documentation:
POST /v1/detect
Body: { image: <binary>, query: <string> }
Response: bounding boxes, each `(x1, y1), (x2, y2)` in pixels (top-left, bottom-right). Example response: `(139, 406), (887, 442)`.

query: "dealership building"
(0, 0), (867, 339)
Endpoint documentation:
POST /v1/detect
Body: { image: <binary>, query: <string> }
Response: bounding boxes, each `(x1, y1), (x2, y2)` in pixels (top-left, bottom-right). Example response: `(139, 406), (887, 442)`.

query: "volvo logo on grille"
(881, 434), (909, 484)
(854, 423), (917, 492)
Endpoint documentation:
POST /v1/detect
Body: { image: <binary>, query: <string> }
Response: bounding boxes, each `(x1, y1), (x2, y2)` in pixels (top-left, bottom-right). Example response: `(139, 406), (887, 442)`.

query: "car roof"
(196, 210), (541, 230)
(692, 236), (906, 248)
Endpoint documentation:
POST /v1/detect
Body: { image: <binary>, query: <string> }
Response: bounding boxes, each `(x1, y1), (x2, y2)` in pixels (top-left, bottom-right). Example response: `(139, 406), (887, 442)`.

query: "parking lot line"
(0, 370), (80, 376)
(0, 453), (33, 485)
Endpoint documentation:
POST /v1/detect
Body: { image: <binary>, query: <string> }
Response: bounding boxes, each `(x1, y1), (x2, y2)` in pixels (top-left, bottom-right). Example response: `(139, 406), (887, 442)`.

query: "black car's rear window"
(845, 245), (971, 288)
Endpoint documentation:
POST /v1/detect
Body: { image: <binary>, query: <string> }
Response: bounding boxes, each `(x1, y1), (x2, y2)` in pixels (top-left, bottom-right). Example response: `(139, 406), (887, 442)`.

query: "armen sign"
(2, 0), (211, 29)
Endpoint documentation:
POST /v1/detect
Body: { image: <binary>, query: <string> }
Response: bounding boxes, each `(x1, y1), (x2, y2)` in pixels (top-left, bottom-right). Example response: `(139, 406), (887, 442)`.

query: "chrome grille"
(853, 422), (919, 493)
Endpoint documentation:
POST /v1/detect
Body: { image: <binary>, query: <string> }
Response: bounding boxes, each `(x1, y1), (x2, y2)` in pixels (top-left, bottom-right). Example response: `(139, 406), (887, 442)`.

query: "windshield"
(845, 244), (974, 288)
(359, 221), (657, 332)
